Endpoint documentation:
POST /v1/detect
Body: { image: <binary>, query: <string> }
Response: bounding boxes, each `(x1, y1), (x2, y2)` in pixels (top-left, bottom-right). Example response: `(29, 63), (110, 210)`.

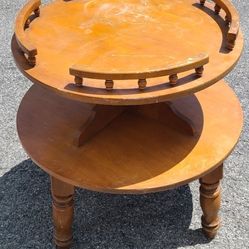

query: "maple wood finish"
(16, 81), (243, 247)
(12, 0), (243, 105)
(76, 105), (126, 146)
(70, 53), (209, 90)
(16, 81), (243, 193)
(13, 0), (243, 248)
(14, 0), (41, 66)
(76, 101), (197, 147)
(200, 164), (223, 238)
(51, 177), (74, 249)
(200, 0), (240, 50)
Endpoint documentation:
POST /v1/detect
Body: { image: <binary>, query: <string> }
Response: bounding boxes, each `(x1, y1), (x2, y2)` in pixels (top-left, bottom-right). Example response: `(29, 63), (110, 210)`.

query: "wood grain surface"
(200, 164), (223, 238)
(200, 0), (240, 50)
(16, 80), (243, 194)
(12, 0), (243, 105)
(14, 0), (41, 65)
(69, 53), (209, 90)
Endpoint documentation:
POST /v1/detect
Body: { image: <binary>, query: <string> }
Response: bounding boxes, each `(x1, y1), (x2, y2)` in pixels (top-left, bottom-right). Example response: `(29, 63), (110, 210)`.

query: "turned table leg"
(51, 177), (75, 249)
(199, 164), (223, 239)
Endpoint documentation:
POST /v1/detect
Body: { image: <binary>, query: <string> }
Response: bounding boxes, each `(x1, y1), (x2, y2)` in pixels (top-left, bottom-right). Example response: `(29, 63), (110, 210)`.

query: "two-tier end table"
(12, 0), (243, 248)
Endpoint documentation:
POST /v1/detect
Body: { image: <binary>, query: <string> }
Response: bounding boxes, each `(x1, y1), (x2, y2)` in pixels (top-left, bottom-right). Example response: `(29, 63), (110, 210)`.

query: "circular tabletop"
(17, 80), (243, 194)
(12, 0), (243, 105)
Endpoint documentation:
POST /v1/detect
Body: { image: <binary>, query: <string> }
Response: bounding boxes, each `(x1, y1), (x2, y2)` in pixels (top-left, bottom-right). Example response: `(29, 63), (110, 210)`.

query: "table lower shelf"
(17, 80), (243, 194)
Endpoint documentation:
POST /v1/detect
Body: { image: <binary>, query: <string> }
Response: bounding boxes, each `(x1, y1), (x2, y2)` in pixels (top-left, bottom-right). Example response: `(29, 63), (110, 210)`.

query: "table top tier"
(13, 0), (243, 105)
(17, 80), (243, 193)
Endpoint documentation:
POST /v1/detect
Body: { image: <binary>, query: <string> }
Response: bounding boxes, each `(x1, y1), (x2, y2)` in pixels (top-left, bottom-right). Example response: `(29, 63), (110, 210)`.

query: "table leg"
(199, 164), (223, 238)
(51, 176), (75, 249)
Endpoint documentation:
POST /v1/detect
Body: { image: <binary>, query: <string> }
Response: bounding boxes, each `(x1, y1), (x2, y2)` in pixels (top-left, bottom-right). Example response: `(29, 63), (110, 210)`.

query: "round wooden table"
(12, 0), (243, 248)
(17, 80), (243, 248)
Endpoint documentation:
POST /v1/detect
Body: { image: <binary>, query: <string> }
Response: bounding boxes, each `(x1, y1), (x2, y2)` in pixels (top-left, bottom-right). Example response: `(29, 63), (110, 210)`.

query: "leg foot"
(56, 246), (70, 249)
(51, 177), (74, 248)
(200, 164), (223, 239)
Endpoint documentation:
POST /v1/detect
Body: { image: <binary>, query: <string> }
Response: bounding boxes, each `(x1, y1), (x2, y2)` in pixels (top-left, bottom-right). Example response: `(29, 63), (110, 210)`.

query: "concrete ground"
(0, 0), (248, 248)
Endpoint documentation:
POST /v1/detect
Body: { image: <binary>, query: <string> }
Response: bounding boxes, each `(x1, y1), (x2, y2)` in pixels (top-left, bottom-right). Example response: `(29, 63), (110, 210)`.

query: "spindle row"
(200, 0), (239, 50)
(70, 56), (208, 91)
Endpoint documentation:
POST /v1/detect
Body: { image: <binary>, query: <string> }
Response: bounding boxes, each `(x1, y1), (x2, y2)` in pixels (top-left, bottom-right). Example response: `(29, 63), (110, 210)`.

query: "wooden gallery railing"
(15, 0), (41, 66)
(200, 0), (240, 50)
(14, 0), (239, 91)
(70, 54), (209, 90)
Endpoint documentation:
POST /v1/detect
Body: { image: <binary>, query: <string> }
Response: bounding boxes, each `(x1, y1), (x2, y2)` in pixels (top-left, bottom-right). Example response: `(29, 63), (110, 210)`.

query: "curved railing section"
(69, 53), (209, 90)
(200, 0), (239, 50)
(15, 0), (41, 66)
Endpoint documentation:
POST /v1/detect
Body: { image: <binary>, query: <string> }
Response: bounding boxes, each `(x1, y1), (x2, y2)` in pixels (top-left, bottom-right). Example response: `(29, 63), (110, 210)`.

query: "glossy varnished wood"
(12, 0), (243, 105)
(16, 80), (243, 194)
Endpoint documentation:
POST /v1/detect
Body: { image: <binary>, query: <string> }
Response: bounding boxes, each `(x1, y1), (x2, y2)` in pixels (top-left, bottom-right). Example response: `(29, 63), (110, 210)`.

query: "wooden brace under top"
(75, 97), (203, 147)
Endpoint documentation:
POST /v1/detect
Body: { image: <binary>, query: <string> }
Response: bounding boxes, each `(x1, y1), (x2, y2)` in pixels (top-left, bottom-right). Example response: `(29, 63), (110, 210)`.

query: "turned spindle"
(227, 36), (236, 50)
(51, 177), (74, 249)
(200, 165), (223, 239)
(200, 0), (206, 6)
(74, 76), (83, 87)
(169, 74), (178, 85)
(28, 55), (36, 67)
(34, 8), (40, 17)
(195, 66), (204, 77)
(225, 15), (231, 25)
(105, 79), (114, 90)
(25, 18), (31, 29)
(138, 79), (147, 90)
(214, 4), (221, 15)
